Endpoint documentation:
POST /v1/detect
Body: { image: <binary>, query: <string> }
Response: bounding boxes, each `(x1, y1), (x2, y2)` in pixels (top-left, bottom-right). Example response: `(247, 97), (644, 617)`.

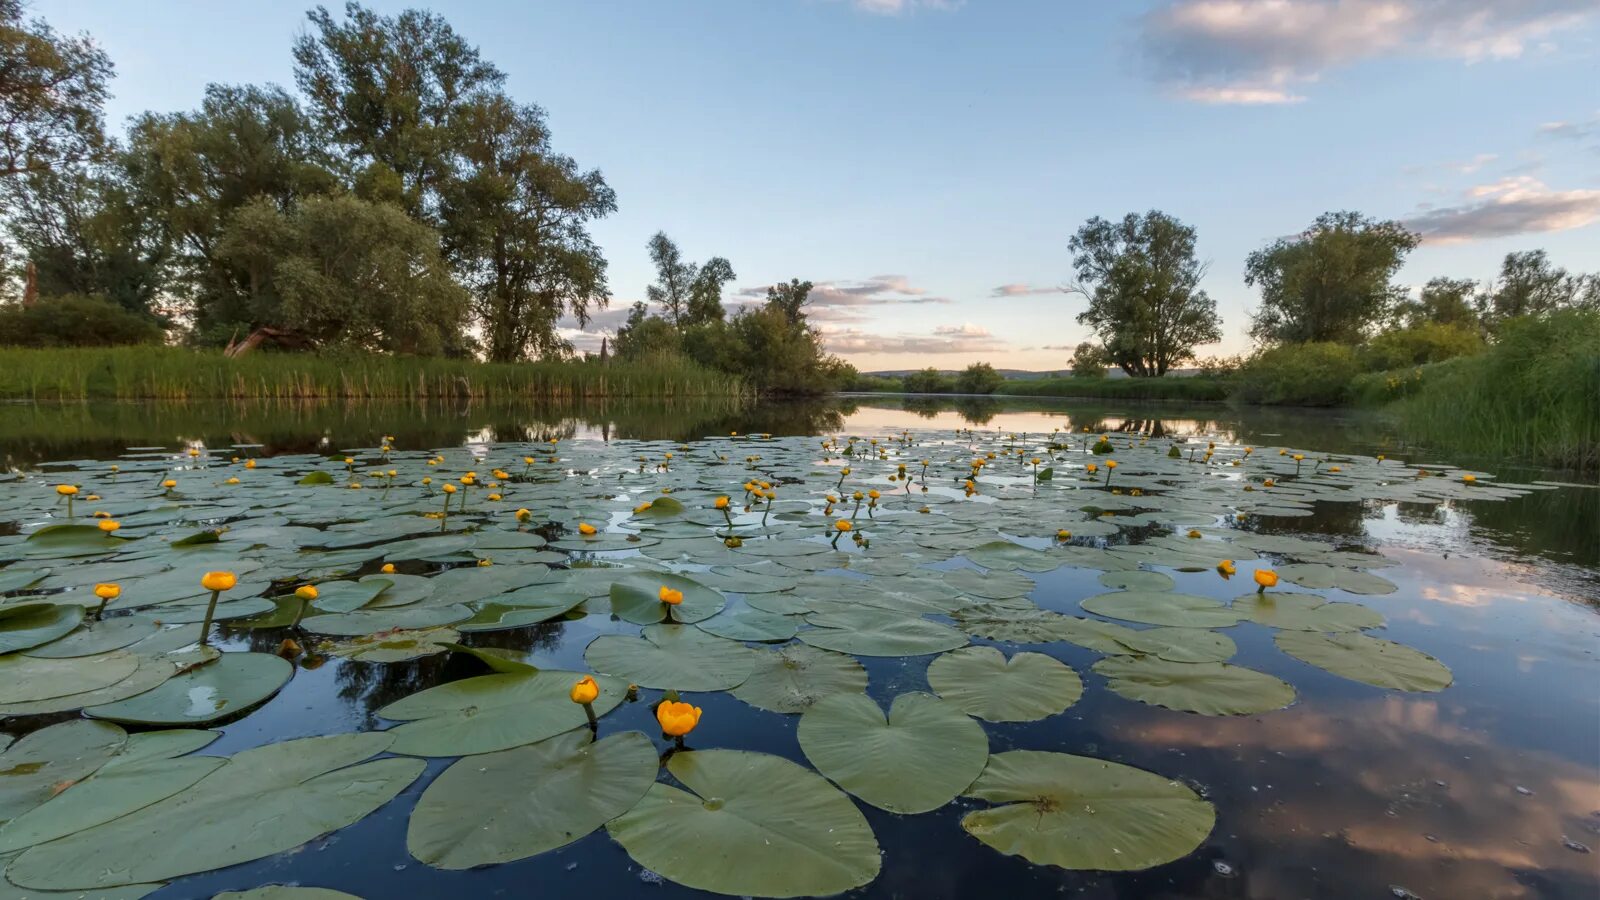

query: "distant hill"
(864, 368), (1201, 380)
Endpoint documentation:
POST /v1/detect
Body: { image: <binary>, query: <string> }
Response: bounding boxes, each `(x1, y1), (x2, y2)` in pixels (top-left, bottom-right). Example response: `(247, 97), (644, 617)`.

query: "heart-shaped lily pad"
(1275, 631), (1452, 691)
(927, 646), (1083, 722)
(0, 603), (83, 654)
(730, 643), (869, 714)
(378, 669), (626, 757)
(584, 625), (756, 691)
(798, 692), (987, 813)
(85, 652), (293, 725)
(608, 572), (725, 625)
(1092, 656), (1295, 715)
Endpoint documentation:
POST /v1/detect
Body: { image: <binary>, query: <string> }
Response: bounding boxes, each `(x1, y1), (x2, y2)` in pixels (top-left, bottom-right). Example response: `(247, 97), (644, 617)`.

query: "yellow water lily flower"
(1186, 529), (1201, 539)
(1056, 529), (1072, 540)
(1462, 474), (1476, 483)
(570, 676), (599, 705)
(1217, 560), (1236, 576)
(381, 563), (396, 574)
(245, 459), (257, 469)
(835, 519), (853, 532)
(634, 501), (653, 513)
(1253, 569), (1279, 589)
(295, 585), (319, 601)
(656, 700), (702, 737)
(94, 583), (120, 601)
(55, 485), (77, 496)
(97, 519), (120, 533)
(443, 484), (457, 494)
(714, 496), (730, 509)
(487, 493), (502, 502)
(578, 522), (597, 535)
(516, 508), (533, 522)
(659, 586), (684, 605)
(162, 479), (177, 489)
(201, 571), (237, 592)
(225, 477), (240, 484)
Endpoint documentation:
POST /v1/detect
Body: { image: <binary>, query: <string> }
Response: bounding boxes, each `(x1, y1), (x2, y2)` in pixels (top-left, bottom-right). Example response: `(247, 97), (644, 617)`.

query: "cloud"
(1404, 177), (1600, 244)
(845, 0), (962, 14)
(736, 275), (951, 324)
(1142, 0), (1598, 105)
(990, 282), (1065, 297)
(822, 324), (1008, 355)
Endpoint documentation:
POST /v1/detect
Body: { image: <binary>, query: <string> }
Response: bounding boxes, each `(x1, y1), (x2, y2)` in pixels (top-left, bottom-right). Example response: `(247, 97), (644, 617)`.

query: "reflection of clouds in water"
(1115, 695), (1599, 898)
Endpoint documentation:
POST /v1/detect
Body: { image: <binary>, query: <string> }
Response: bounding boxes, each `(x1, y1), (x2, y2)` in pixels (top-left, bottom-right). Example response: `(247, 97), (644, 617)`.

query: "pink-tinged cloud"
(1405, 177), (1600, 244)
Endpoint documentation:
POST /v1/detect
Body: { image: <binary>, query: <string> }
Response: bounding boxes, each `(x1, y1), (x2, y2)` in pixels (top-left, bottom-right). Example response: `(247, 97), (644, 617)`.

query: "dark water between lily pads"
(1, 395), (1597, 900)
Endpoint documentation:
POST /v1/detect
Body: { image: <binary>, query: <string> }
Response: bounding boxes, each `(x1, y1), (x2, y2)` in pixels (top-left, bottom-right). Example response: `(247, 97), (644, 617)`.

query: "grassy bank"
(1372, 311), (1600, 471)
(0, 347), (746, 401)
(996, 376), (1233, 402)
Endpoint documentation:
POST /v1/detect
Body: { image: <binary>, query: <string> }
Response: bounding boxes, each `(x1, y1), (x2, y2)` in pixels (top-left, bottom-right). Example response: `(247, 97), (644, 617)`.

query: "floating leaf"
(85, 652), (293, 725)
(1098, 570), (1175, 592)
(0, 651), (139, 703)
(730, 644), (868, 714)
(1275, 631), (1452, 691)
(608, 573), (724, 625)
(309, 578), (391, 614)
(1272, 563), (1397, 595)
(214, 888), (363, 900)
(21, 616), (159, 658)
(1232, 593), (1384, 632)
(378, 669), (625, 757)
(0, 603), (83, 654)
(297, 471), (336, 485)
(0, 720), (126, 827)
(1092, 656), (1295, 715)
(927, 646), (1082, 722)
(607, 749), (880, 898)
(407, 730), (656, 869)
(0, 754), (224, 852)
(798, 607), (968, 657)
(961, 750), (1214, 870)
(695, 606), (798, 642)
(323, 627), (459, 663)
(1080, 591), (1243, 628)
(584, 625), (755, 691)
(798, 692), (987, 813)
(6, 733), (422, 890)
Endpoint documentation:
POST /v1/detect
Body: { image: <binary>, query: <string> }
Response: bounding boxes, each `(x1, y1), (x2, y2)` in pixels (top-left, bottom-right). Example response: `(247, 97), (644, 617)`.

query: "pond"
(0, 396), (1595, 900)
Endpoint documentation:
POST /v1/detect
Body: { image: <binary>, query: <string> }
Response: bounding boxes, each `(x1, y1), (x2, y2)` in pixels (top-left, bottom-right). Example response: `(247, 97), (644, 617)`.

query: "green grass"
(1375, 310), (1600, 471)
(995, 376), (1233, 402)
(0, 347), (746, 401)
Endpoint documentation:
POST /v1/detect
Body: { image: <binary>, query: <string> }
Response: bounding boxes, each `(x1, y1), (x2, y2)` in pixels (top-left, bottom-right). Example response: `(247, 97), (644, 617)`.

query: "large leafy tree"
(1068, 211), (1221, 376)
(1477, 250), (1595, 328)
(440, 93), (615, 361)
(644, 232), (736, 329)
(1395, 276), (1479, 329)
(293, 2), (504, 221)
(0, 0), (112, 179)
(217, 194), (467, 353)
(1245, 211), (1419, 344)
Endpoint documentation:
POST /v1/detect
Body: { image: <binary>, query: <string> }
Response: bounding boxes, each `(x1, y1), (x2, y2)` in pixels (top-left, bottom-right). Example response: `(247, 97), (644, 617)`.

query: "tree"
(0, 294), (164, 347)
(765, 279), (813, 326)
(955, 362), (1005, 394)
(0, 0), (112, 179)
(1477, 250), (1593, 328)
(644, 232), (735, 329)
(902, 368), (948, 393)
(1068, 211), (1222, 376)
(293, 3), (504, 221)
(1068, 341), (1109, 377)
(216, 194), (468, 353)
(439, 93), (615, 361)
(612, 301), (680, 359)
(1394, 276), (1479, 329)
(1245, 211), (1419, 345)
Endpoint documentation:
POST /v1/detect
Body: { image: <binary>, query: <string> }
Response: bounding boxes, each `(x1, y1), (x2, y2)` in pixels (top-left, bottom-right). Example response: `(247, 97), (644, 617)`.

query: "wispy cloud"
(822, 324), (1008, 355)
(844, 0), (963, 15)
(1404, 176), (1600, 244)
(990, 282), (1065, 297)
(737, 275), (951, 323)
(1141, 0), (1598, 105)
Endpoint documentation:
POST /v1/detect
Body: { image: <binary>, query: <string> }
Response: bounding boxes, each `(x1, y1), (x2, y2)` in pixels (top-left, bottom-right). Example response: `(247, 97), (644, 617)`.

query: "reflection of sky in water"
(4, 398), (1595, 899)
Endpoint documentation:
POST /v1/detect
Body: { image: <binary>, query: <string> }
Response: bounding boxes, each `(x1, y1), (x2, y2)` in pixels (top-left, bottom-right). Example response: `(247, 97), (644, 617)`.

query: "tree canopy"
(1068, 211), (1221, 376)
(1245, 211), (1419, 345)
(0, 0), (112, 179)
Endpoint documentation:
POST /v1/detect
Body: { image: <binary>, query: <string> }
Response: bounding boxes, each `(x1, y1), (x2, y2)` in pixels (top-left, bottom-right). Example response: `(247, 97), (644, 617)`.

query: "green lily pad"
(608, 572), (725, 625)
(584, 625), (756, 691)
(21, 616), (160, 658)
(1233, 593), (1384, 632)
(1272, 563), (1398, 595)
(407, 729), (657, 869)
(1098, 570), (1176, 592)
(1080, 591), (1244, 628)
(214, 888), (363, 900)
(695, 606), (799, 642)
(1092, 656), (1296, 715)
(302, 604), (472, 637)
(0, 754), (224, 852)
(730, 643), (868, 714)
(1113, 626), (1237, 663)
(0, 720), (127, 827)
(5, 733), (422, 890)
(378, 669), (626, 757)
(798, 608), (968, 657)
(85, 652), (293, 725)
(942, 568), (1035, 600)
(1275, 631), (1452, 691)
(607, 749), (880, 898)
(961, 750), (1215, 870)
(309, 578), (392, 613)
(0, 650), (140, 703)
(0, 603), (83, 654)
(927, 646), (1083, 722)
(798, 692), (988, 813)
(323, 627), (460, 662)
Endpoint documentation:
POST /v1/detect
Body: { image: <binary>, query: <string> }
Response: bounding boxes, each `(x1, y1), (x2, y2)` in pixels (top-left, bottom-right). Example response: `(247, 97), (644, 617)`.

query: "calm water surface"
(2, 396), (1596, 900)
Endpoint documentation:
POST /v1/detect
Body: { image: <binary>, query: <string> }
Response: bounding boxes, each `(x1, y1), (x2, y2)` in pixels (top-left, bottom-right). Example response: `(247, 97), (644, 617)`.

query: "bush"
(954, 362), (1005, 394)
(0, 295), (165, 348)
(1360, 322), (1482, 371)
(902, 368), (952, 393)
(1233, 342), (1361, 406)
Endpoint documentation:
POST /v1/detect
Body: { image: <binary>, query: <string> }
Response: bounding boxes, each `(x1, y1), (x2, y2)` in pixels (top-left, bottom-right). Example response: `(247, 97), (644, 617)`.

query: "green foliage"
(902, 368), (952, 394)
(640, 233), (736, 330)
(0, 295), (163, 348)
(1476, 250), (1596, 331)
(1233, 342), (1362, 406)
(0, 0), (112, 178)
(1245, 211), (1418, 344)
(1068, 342), (1108, 378)
(1360, 322), (1482, 371)
(0, 346), (743, 401)
(1385, 310), (1600, 470)
(216, 195), (468, 354)
(954, 362), (1004, 395)
(1394, 277), (1479, 329)
(997, 376), (1231, 402)
(1068, 211), (1221, 376)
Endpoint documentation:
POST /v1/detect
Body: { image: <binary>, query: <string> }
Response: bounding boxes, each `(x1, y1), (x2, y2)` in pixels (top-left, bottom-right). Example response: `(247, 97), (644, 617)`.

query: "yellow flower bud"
(570, 675), (599, 705)
(94, 583), (120, 601)
(655, 700), (701, 737)
(295, 585), (319, 601)
(201, 571), (237, 592)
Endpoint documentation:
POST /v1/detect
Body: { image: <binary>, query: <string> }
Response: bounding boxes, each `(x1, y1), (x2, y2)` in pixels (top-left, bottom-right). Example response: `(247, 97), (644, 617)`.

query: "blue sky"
(43, 0), (1600, 369)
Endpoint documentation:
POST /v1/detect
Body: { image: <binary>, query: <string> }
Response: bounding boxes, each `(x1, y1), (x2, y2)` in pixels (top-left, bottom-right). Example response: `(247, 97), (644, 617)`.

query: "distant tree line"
(0, 2), (846, 393)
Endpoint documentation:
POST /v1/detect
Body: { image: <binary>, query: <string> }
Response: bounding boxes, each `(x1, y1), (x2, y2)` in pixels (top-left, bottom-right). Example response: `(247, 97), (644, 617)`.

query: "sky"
(39, 0), (1600, 371)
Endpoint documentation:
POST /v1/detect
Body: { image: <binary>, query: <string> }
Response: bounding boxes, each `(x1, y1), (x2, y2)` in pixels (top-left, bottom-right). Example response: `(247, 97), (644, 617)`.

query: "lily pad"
(961, 750), (1215, 870)
(0, 603), (83, 654)
(1272, 563), (1397, 595)
(407, 729), (657, 869)
(695, 606), (799, 642)
(21, 616), (160, 658)
(214, 889), (363, 900)
(927, 646), (1083, 722)
(323, 627), (460, 663)
(1080, 591), (1244, 628)
(798, 608), (968, 657)
(5, 733), (422, 890)
(1098, 570), (1176, 592)
(0, 650), (140, 703)
(1275, 631), (1452, 691)
(608, 572), (725, 625)
(584, 625), (756, 691)
(85, 652), (293, 725)
(607, 749), (880, 898)
(0, 720), (127, 827)
(0, 754), (224, 852)
(1092, 656), (1295, 715)
(798, 692), (988, 813)
(730, 643), (868, 713)
(378, 669), (626, 757)
(1233, 593), (1384, 632)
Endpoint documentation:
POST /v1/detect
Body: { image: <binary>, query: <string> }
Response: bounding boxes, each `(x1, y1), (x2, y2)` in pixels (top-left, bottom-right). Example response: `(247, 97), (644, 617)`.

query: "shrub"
(954, 362), (1004, 395)
(0, 295), (165, 348)
(1360, 323), (1482, 371)
(1233, 342), (1361, 406)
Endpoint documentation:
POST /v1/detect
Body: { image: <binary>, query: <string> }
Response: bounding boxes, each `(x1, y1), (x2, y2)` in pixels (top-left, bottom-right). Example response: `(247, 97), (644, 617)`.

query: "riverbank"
(0, 347), (745, 401)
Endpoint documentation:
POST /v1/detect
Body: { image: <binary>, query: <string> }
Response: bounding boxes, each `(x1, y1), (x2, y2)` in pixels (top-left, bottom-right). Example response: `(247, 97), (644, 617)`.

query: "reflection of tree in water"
(952, 397), (1000, 425)
(901, 398), (944, 419)
(1464, 488), (1600, 571)
(1395, 500), (1446, 526)
(1250, 497), (1372, 540)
